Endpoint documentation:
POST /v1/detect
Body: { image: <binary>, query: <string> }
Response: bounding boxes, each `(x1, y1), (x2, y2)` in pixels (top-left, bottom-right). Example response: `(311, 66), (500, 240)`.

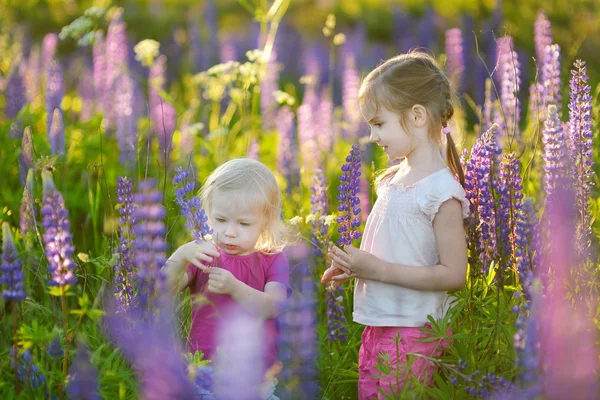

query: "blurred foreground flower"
(1, 223), (26, 301)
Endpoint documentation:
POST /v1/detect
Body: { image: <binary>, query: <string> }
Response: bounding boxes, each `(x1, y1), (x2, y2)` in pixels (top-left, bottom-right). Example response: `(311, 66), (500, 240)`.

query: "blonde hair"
(358, 51), (465, 190)
(199, 158), (291, 253)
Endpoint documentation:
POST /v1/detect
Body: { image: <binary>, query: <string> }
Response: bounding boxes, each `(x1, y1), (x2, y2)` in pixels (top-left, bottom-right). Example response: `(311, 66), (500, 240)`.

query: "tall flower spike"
(48, 108), (65, 156)
(19, 169), (37, 237)
(114, 176), (137, 312)
(309, 169), (329, 259)
(336, 144), (362, 246)
(149, 55), (176, 159)
(19, 126), (34, 187)
(342, 53), (361, 140)
(1, 223), (26, 301)
(542, 105), (568, 197)
(67, 343), (101, 400)
(496, 36), (521, 143)
(173, 167), (212, 243)
(10, 348), (46, 389)
(132, 179), (167, 309)
(41, 170), (77, 287)
(276, 106), (300, 194)
(115, 73), (138, 168)
(541, 44), (562, 116)
(45, 60), (63, 135)
(5, 65), (26, 119)
(567, 59), (594, 259)
(445, 28), (465, 91)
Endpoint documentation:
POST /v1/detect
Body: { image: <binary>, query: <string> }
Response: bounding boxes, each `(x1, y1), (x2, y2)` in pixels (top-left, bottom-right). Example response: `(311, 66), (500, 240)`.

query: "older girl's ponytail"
(445, 133), (465, 186)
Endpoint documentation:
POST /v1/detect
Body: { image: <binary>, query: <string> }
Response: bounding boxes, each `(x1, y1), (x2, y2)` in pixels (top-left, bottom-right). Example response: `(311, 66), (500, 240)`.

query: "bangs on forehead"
(358, 80), (391, 122)
(212, 185), (266, 215)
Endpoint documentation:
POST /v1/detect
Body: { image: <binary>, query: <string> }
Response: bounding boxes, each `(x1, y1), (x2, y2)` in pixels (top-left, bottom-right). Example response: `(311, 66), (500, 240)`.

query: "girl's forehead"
(211, 190), (262, 216)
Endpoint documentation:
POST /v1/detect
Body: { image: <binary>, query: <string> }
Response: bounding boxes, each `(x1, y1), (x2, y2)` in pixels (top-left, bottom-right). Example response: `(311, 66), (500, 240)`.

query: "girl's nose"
(224, 224), (236, 237)
(369, 131), (379, 143)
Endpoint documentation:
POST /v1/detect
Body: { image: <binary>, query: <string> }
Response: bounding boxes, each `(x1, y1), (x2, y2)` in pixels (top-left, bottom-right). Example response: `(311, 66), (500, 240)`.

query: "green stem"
(60, 286), (69, 400)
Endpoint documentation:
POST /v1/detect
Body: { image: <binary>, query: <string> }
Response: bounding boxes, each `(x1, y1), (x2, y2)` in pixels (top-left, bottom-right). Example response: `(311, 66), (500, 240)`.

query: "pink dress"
(185, 248), (291, 368)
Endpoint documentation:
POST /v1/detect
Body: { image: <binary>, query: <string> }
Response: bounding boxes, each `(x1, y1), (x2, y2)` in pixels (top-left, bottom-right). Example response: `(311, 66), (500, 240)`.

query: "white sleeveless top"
(353, 168), (470, 327)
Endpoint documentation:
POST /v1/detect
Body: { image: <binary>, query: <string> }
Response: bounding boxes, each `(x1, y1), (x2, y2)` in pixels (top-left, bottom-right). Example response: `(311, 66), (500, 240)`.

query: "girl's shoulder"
(415, 169), (470, 223)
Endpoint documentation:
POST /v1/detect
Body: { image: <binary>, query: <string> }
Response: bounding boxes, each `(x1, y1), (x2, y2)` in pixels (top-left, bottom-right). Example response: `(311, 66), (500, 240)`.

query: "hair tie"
(442, 126), (451, 135)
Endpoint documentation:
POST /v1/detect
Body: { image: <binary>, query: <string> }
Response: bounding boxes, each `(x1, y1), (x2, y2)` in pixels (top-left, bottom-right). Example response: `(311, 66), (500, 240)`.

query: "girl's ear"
(410, 104), (428, 127)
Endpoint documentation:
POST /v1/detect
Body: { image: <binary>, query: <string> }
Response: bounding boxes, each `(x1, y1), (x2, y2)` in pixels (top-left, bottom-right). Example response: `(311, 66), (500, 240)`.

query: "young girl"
(322, 52), (470, 399)
(163, 158), (291, 392)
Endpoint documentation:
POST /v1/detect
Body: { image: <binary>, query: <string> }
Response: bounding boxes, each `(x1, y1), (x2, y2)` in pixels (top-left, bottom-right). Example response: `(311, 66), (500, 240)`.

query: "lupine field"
(0, 0), (599, 399)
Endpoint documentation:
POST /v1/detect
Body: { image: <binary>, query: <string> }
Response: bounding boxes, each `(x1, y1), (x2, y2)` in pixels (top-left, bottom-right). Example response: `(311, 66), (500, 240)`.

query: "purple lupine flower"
(342, 53), (361, 140)
(193, 366), (216, 399)
(464, 124), (500, 271)
(149, 55), (176, 159)
(567, 59), (594, 258)
(336, 145), (362, 246)
(246, 139), (259, 160)
(392, 5), (412, 52)
(10, 348), (46, 389)
(325, 286), (347, 342)
(495, 36), (521, 143)
(297, 83), (321, 171)
(132, 179), (167, 309)
(219, 34), (238, 63)
(45, 60), (63, 135)
(104, 9), (129, 130)
(5, 65), (26, 118)
(494, 153), (527, 276)
(482, 78), (495, 133)
(542, 105), (568, 196)
(42, 33), (58, 67)
(279, 262), (319, 398)
(48, 108), (65, 156)
(445, 28), (465, 91)
(48, 333), (63, 359)
(67, 343), (100, 400)
(24, 46), (41, 103)
(261, 50), (279, 131)
(103, 299), (196, 399)
(316, 88), (334, 153)
(1, 223), (26, 301)
(93, 32), (106, 114)
(309, 169), (329, 259)
(19, 169), (36, 237)
(41, 170), (77, 287)
(114, 73), (137, 168)
(204, 0), (219, 66)
(18, 126), (34, 187)
(276, 106), (300, 194)
(188, 23), (204, 72)
(78, 62), (95, 121)
(534, 11), (552, 71)
(357, 155), (371, 222)
(416, 7), (437, 50)
(522, 198), (541, 274)
(173, 167), (213, 243)
(213, 307), (265, 400)
(539, 184), (598, 399)
(114, 177), (137, 312)
(541, 44), (562, 116)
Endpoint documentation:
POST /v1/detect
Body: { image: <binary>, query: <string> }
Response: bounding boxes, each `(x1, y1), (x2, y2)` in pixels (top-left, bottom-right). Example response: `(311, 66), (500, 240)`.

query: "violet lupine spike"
(48, 108), (65, 156)
(149, 55), (176, 158)
(260, 50), (279, 132)
(494, 153), (527, 275)
(213, 308), (265, 400)
(567, 59), (594, 258)
(522, 198), (541, 275)
(67, 343), (101, 400)
(45, 60), (64, 135)
(10, 348), (46, 389)
(534, 11), (552, 72)
(132, 179), (167, 309)
(298, 83), (321, 171)
(276, 106), (300, 194)
(1, 223), (26, 301)
(464, 124), (500, 271)
(342, 53), (361, 140)
(5, 66), (26, 118)
(541, 44), (562, 117)
(24, 47), (41, 103)
(93, 32), (107, 114)
(19, 169), (36, 237)
(114, 176), (137, 313)
(495, 36), (521, 143)
(542, 105), (568, 197)
(41, 170), (77, 287)
(316, 88), (333, 153)
(512, 282), (541, 395)
(42, 33), (58, 68)
(19, 126), (34, 187)
(114, 73), (137, 168)
(279, 270), (319, 398)
(173, 167), (213, 243)
(103, 299), (196, 399)
(104, 9), (129, 130)
(336, 144), (362, 246)
(245, 139), (259, 160)
(325, 286), (348, 342)
(482, 78), (495, 133)
(445, 28), (465, 91)
(309, 169), (329, 259)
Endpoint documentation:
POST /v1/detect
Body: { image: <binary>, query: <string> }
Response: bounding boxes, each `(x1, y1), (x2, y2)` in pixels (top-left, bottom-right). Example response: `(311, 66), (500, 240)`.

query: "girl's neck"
(403, 142), (446, 173)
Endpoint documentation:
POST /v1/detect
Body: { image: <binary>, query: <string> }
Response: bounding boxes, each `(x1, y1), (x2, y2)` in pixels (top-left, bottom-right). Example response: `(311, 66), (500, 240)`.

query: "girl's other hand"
(328, 244), (382, 281)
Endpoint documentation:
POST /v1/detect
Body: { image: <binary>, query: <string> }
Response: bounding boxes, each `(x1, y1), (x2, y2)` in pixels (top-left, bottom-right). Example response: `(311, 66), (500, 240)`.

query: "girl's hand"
(181, 240), (220, 270)
(203, 267), (240, 296)
(327, 244), (382, 281)
(321, 265), (354, 289)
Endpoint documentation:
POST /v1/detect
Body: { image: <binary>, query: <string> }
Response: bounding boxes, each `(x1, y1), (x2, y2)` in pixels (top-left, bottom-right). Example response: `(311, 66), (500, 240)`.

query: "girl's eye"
(373, 122), (383, 128)
(216, 218), (225, 223)
(240, 222), (250, 227)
